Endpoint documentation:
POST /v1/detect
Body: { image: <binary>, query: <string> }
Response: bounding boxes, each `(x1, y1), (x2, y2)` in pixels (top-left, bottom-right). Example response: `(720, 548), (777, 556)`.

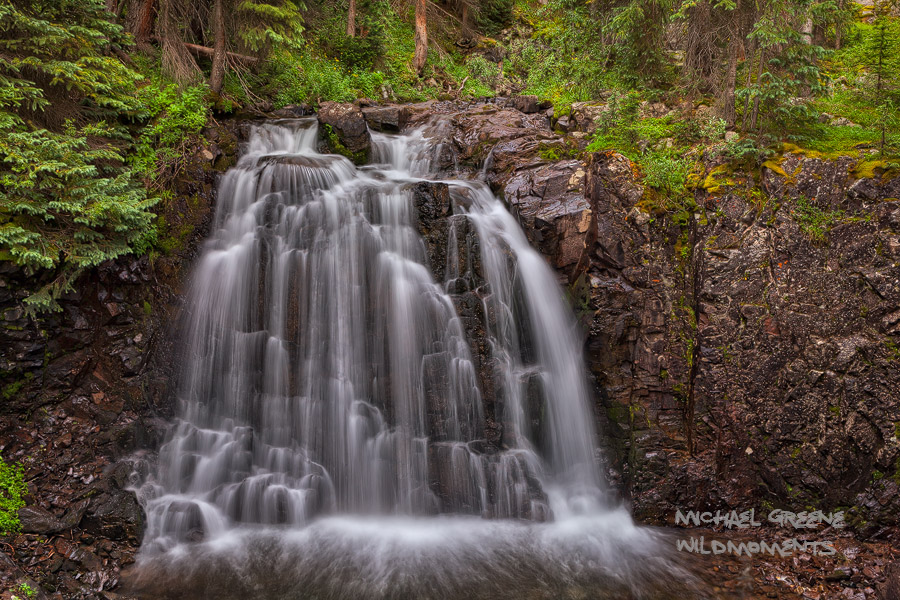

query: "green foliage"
(738, 25), (830, 140)
(131, 75), (211, 182)
(0, 455), (26, 535)
(15, 582), (37, 600)
(586, 91), (697, 222)
(792, 196), (842, 242)
(505, 0), (619, 110)
(264, 48), (392, 105)
(465, 55), (501, 89)
(604, 0), (675, 84)
(318, 0), (385, 69)
(0, 0), (143, 117)
(0, 0), (156, 311)
(234, 0), (305, 54)
(643, 153), (692, 196)
(475, 0), (515, 35)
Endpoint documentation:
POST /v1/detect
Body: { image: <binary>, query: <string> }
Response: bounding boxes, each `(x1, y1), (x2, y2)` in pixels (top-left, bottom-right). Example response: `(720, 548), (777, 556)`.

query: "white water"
(133, 118), (697, 599)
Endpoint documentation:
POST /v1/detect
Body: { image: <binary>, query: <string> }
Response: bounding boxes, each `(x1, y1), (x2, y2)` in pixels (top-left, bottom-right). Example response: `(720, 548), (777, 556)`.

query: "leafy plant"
(0, 455), (26, 535)
(131, 78), (211, 183)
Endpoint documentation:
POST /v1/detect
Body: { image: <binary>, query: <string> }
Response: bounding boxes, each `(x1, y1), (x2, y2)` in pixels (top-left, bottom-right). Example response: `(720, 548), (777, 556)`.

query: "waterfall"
(133, 118), (698, 599)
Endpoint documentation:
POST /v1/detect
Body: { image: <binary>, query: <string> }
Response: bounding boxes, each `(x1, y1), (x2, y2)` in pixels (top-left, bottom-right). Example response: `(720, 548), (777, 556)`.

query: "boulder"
(317, 101), (371, 157)
(18, 505), (67, 534)
(362, 105), (410, 132)
(510, 95), (540, 114)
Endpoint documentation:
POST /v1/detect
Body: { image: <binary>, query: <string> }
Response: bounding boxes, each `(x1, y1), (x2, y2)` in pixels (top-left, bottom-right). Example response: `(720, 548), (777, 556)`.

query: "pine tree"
(0, 0), (156, 311)
(867, 0), (900, 152)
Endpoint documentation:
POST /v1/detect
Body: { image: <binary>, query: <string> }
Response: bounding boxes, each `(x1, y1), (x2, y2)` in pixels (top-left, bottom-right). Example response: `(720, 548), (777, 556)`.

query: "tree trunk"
(347, 0), (356, 37)
(722, 35), (739, 127)
(460, 1), (470, 40)
(720, 0), (741, 127)
(414, 0), (428, 76)
(209, 0), (227, 95)
(125, 0), (155, 48)
(801, 17), (813, 44)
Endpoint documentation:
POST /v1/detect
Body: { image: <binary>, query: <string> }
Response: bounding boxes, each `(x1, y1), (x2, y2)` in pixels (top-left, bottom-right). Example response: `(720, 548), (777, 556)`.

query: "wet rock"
(317, 101), (371, 156)
(580, 149), (900, 528)
(361, 105), (410, 132)
(411, 181), (452, 233)
(510, 95), (540, 114)
(503, 160), (594, 271)
(81, 488), (143, 542)
(272, 103), (313, 118)
(18, 505), (67, 534)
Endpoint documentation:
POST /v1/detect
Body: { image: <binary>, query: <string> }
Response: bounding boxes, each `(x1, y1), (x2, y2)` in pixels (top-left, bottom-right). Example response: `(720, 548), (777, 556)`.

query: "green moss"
(761, 157), (789, 178)
(1, 380), (25, 401)
(143, 301), (152, 316)
(0, 455), (26, 535)
(852, 159), (900, 180)
(701, 164), (735, 193)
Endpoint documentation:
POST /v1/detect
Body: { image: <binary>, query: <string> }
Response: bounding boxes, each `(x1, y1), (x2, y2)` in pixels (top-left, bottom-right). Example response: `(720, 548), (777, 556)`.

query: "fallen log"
(183, 43), (259, 65)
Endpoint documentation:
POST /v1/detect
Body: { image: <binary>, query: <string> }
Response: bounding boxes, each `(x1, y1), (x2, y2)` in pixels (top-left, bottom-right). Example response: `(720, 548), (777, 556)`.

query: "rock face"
(578, 151), (900, 533)
(504, 159), (593, 270)
(317, 101), (371, 159)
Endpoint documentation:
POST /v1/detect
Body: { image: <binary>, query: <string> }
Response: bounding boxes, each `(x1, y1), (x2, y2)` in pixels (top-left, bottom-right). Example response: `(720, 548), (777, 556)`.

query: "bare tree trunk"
(414, 0), (428, 76)
(722, 36), (739, 127)
(159, 0), (201, 84)
(460, 0), (470, 40)
(209, 0), (227, 94)
(347, 0), (356, 37)
(801, 17), (813, 44)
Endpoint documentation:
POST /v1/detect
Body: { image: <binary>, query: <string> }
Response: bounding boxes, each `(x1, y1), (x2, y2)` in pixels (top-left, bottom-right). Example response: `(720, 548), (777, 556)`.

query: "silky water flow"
(130, 118), (700, 599)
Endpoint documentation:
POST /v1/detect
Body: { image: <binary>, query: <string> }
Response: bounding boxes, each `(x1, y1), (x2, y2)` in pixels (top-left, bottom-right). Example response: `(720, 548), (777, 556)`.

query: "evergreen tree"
(867, 0), (900, 151)
(0, 0), (156, 311)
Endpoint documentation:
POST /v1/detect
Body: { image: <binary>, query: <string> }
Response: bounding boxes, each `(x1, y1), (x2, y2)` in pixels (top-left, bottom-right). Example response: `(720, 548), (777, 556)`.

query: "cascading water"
(132, 117), (699, 599)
